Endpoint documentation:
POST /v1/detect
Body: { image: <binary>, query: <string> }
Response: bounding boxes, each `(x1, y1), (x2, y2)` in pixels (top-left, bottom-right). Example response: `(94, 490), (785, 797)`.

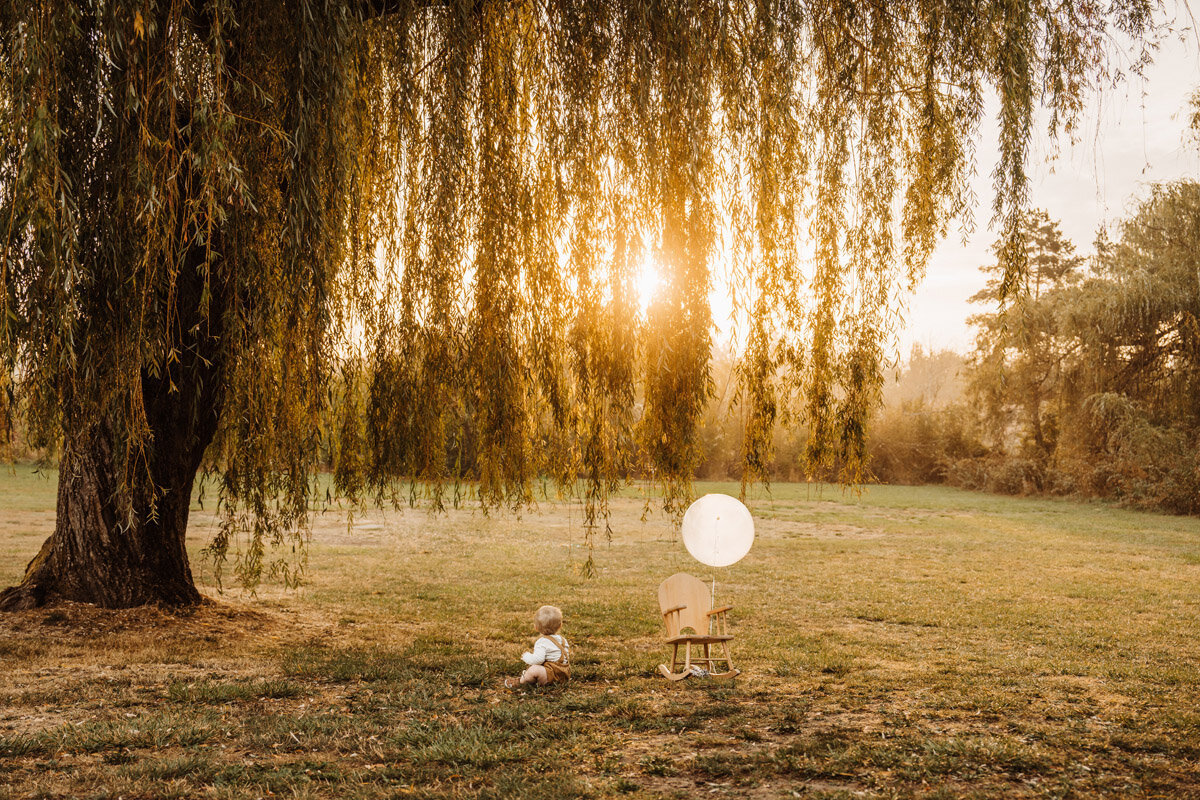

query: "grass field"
(1, 465), (1199, 799)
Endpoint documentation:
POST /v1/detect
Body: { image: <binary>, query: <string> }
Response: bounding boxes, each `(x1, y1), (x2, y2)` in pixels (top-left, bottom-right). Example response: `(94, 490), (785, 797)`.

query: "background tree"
(966, 210), (1083, 469)
(1071, 182), (1200, 429)
(1056, 181), (1200, 509)
(0, 0), (1160, 608)
(956, 182), (1200, 510)
(867, 346), (981, 485)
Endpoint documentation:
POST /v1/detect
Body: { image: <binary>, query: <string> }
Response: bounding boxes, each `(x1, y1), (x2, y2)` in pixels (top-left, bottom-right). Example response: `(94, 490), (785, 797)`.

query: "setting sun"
(635, 251), (662, 314)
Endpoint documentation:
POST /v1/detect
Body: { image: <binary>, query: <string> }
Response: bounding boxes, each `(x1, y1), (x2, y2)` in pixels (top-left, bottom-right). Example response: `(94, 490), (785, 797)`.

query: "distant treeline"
(859, 183), (1200, 514)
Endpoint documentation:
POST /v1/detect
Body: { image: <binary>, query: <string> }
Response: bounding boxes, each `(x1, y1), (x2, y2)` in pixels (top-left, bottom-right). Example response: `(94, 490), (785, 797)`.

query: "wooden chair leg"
(722, 639), (737, 674)
(660, 643), (690, 681)
(662, 640), (739, 681)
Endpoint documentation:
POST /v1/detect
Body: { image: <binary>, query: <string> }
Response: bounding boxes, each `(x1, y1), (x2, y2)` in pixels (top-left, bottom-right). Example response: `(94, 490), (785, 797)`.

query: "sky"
(898, 23), (1200, 357)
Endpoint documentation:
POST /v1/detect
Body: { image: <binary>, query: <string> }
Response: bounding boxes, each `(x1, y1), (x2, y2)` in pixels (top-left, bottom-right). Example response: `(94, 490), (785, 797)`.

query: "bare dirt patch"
(0, 597), (282, 647)
(772, 520), (884, 539)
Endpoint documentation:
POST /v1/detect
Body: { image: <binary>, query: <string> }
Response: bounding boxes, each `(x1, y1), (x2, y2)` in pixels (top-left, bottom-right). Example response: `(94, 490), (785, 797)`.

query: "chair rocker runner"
(657, 572), (740, 680)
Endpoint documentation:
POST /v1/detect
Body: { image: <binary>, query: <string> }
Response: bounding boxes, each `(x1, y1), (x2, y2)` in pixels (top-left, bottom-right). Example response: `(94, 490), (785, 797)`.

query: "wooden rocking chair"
(657, 572), (740, 680)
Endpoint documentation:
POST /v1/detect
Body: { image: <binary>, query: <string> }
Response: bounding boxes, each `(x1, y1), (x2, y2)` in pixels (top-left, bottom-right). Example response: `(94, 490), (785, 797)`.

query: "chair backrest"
(658, 573), (711, 638)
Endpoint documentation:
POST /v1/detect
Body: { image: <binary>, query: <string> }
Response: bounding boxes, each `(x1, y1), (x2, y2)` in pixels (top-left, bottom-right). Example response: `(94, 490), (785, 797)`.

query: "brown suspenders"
(549, 634), (569, 665)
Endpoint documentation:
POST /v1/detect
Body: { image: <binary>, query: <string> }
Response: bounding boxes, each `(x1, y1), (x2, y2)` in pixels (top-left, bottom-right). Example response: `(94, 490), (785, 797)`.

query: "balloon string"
(708, 517), (715, 633)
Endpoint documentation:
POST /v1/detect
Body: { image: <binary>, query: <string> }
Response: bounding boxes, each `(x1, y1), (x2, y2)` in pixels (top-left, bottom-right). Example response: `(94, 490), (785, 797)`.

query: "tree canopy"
(967, 210), (1084, 457)
(0, 0), (1162, 605)
(955, 185), (1200, 508)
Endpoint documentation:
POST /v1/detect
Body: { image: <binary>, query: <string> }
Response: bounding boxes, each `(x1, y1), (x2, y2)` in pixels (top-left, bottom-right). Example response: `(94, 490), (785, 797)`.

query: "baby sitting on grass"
(507, 604), (570, 688)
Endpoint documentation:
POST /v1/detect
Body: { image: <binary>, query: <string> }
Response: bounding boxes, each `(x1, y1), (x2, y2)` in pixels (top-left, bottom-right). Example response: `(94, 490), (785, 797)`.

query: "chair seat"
(665, 634), (733, 645)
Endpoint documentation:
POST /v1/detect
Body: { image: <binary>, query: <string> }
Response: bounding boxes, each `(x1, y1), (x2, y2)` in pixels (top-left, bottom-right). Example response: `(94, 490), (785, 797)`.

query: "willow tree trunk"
(0, 278), (225, 612)
(0, 434), (200, 610)
(0, 4), (239, 611)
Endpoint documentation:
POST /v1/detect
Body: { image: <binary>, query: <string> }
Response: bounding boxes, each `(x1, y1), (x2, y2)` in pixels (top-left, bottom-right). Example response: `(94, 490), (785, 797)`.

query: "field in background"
(1, 466), (1199, 799)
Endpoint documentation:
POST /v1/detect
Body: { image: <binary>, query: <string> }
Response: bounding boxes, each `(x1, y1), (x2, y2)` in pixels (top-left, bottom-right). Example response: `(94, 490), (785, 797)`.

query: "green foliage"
(966, 209), (1083, 462)
(0, 0), (1159, 588)
(869, 398), (984, 485)
(958, 186), (1200, 512)
(1072, 393), (1200, 513)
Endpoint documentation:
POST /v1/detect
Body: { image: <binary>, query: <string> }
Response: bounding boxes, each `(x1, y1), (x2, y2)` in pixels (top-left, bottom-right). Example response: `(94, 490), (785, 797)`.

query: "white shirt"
(522, 634), (569, 666)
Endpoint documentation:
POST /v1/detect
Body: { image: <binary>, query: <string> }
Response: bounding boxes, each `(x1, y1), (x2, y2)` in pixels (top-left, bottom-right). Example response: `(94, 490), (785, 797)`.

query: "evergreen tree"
(967, 210), (1082, 463)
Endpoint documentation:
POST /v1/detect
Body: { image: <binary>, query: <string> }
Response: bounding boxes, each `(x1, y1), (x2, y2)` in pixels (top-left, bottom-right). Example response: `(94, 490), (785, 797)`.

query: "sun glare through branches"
(635, 252), (664, 316)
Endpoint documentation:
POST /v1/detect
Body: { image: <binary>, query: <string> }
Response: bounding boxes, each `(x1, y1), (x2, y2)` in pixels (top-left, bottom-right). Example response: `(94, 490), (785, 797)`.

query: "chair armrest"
(662, 604), (688, 616)
(707, 605), (733, 616)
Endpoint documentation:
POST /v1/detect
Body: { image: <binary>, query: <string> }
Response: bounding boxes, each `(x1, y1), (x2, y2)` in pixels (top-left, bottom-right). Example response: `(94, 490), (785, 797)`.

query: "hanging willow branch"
(0, 0), (1160, 587)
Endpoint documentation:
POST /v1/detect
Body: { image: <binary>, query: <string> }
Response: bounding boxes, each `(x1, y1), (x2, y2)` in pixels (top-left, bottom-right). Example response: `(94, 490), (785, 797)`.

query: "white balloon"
(681, 494), (755, 567)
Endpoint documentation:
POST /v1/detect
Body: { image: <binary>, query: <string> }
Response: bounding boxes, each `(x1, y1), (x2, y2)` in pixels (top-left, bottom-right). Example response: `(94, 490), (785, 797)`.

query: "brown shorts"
(543, 661), (570, 684)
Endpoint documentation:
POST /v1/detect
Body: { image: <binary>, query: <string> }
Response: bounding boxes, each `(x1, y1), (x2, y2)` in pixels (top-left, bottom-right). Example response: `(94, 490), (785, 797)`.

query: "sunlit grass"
(1, 467), (1199, 798)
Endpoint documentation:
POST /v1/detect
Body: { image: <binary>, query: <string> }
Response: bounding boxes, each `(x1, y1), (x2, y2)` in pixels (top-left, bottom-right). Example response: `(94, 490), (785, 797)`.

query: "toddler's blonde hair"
(534, 605), (563, 635)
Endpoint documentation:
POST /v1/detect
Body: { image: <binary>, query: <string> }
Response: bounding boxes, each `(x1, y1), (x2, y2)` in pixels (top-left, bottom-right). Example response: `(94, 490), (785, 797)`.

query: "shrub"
(1064, 393), (1200, 514)
(867, 400), (986, 485)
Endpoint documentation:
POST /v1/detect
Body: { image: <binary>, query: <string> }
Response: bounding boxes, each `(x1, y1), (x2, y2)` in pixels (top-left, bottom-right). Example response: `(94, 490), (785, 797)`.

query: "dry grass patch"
(1, 470), (1199, 798)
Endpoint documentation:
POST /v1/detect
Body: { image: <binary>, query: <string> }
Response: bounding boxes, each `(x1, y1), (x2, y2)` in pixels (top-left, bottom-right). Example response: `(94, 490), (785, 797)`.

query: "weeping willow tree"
(0, 0), (1159, 608)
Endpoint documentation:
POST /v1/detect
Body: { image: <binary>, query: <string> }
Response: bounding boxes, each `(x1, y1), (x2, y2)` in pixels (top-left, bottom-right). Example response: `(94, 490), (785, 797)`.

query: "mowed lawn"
(1, 466), (1199, 799)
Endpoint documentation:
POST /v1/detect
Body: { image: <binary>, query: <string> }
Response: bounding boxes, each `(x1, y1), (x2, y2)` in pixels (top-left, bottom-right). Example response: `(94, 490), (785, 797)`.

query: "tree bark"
(0, 431), (201, 610)
(0, 271), (225, 611)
